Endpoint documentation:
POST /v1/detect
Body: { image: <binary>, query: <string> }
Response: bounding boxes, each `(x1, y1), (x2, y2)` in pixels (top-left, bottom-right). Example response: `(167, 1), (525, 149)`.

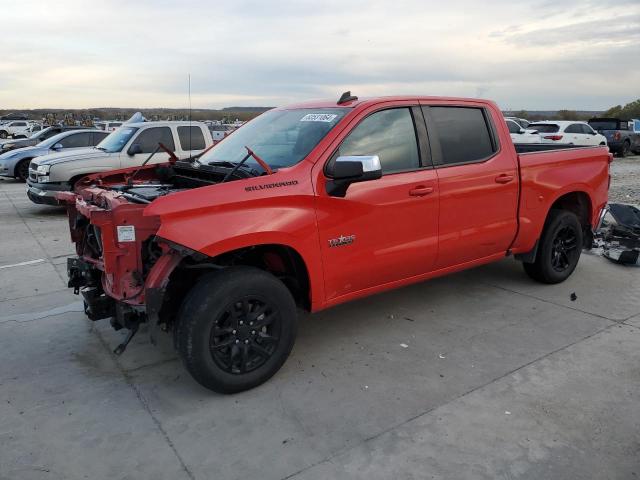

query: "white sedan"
(527, 121), (607, 146)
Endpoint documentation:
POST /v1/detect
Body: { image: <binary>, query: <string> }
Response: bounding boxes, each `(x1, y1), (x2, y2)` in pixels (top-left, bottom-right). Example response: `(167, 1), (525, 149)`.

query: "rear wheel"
(176, 266), (297, 393)
(523, 210), (583, 284)
(15, 159), (30, 182)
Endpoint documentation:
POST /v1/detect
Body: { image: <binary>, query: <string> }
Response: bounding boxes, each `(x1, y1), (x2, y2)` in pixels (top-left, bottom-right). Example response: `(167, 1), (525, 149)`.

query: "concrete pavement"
(1, 176), (638, 480)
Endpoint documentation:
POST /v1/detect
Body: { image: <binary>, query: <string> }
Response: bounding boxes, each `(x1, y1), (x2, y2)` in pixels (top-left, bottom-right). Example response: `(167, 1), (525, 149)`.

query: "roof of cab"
(122, 121), (207, 128)
(279, 95), (496, 110)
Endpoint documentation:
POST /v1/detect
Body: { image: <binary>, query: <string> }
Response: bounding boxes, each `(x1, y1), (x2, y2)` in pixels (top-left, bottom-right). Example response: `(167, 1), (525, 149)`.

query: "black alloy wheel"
(550, 225), (578, 272)
(210, 296), (281, 374)
(523, 209), (583, 284)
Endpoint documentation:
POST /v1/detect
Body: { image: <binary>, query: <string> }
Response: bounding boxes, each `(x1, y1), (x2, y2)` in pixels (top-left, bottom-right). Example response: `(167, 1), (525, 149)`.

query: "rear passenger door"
(421, 103), (519, 268)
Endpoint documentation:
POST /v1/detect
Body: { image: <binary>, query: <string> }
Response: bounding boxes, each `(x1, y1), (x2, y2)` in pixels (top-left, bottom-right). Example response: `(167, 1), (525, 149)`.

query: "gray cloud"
(0, 0), (638, 110)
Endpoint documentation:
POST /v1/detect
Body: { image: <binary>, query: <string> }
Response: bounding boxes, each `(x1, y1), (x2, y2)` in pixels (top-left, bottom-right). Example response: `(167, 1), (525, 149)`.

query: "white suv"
(527, 121), (607, 146)
(0, 121), (32, 139)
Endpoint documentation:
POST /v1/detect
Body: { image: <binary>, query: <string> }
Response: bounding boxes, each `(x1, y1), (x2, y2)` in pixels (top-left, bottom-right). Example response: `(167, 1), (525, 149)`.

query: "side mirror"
(326, 155), (382, 197)
(128, 143), (142, 155)
(518, 128), (526, 134)
(52, 143), (63, 150)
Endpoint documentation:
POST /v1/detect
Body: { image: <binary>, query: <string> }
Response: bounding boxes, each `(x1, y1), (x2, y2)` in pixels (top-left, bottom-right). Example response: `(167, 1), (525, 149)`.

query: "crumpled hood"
(31, 147), (105, 167)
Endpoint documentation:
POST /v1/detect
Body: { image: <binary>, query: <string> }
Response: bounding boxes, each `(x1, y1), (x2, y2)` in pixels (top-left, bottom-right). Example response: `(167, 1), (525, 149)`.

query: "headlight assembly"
(36, 165), (50, 175)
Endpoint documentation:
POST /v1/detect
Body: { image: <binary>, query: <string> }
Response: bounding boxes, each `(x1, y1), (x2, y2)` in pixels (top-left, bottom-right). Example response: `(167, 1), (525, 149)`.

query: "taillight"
(544, 135), (563, 141)
(613, 132), (621, 141)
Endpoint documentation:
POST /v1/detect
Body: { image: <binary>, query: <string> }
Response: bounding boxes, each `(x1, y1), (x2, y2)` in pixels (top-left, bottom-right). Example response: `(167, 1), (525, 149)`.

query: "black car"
(588, 118), (640, 157)
(0, 125), (93, 153)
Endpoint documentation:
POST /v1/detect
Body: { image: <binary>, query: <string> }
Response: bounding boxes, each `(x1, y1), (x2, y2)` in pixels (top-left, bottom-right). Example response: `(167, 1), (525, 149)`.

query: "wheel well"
(160, 244), (311, 328)
(549, 191), (592, 229)
(15, 157), (33, 175)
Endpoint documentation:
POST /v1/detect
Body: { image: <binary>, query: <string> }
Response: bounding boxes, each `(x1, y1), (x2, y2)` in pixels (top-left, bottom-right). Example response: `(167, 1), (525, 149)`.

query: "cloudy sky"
(1, 0), (638, 110)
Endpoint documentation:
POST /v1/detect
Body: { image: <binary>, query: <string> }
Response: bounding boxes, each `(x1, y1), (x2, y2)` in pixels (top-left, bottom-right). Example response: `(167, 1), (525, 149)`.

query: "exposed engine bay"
(102, 159), (264, 204)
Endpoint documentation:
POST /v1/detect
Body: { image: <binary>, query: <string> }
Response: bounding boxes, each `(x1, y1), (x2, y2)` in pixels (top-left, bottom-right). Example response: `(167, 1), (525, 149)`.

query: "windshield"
(528, 123), (559, 133)
(31, 127), (52, 139)
(199, 108), (348, 169)
(588, 120), (619, 131)
(96, 127), (138, 153)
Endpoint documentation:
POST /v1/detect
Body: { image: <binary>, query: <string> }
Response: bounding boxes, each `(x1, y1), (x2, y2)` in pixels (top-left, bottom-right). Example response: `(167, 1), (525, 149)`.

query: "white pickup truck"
(27, 121), (213, 205)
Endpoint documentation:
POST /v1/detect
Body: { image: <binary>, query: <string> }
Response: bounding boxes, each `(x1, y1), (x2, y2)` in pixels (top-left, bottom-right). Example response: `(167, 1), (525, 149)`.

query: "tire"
(176, 266), (297, 393)
(619, 141), (630, 158)
(15, 159), (30, 182)
(0, 131), (7, 139)
(523, 210), (583, 284)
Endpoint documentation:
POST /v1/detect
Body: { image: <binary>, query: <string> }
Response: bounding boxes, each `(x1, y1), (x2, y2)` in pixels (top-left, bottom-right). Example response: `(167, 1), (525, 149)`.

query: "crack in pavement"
(280, 321), (620, 480)
(91, 325), (196, 480)
(480, 280), (640, 323)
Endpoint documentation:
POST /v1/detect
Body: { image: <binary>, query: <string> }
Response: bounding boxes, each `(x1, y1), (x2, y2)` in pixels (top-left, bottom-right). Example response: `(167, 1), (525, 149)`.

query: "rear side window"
(565, 124), (582, 133)
(337, 108), (420, 174)
(178, 126), (206, 151)
(59, 132), (92, 148)
(427, 107), (495, 165)
(134, 127), (175, 153)
(528, 123), (560, 133)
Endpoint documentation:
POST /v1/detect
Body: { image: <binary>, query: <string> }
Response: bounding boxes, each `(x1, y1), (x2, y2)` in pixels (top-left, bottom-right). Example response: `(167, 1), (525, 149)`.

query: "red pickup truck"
(59, 94), (610, 393)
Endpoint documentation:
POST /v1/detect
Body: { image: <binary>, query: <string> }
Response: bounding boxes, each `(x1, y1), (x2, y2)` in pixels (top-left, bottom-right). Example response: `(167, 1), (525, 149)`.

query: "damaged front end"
(59, 183), (186, 354)
(596, 203), (640, 265)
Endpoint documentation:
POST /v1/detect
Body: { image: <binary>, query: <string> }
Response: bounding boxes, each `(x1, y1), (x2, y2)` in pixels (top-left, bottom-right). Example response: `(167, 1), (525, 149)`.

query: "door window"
(580, 124), (595, 134)
(134, 127), (175, 153)
(427, 107), (495, 165)
(59, 132), (92, 148)
(178, 126), (206, 150)
(335, 108), (420, 174)
(564, 124), (583, 134)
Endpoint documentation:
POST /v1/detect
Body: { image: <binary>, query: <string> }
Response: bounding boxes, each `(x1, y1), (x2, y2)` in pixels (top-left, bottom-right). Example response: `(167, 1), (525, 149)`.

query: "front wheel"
(523, 210), (583, 284)
(176, 266), (297, 393)
(0, 131), (7, 139)
(15, 159), (30, 182)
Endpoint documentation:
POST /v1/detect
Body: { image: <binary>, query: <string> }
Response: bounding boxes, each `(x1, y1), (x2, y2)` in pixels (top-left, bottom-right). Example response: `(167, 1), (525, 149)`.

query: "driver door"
(121, 126), (174, 168)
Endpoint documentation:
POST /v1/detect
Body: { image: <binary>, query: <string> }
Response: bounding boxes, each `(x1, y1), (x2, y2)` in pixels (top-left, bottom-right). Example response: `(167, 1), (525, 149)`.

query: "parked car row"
(505, 115), (640, 157)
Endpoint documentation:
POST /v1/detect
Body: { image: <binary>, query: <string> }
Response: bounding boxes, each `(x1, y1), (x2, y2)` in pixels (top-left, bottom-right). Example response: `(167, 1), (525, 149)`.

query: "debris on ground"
(570, 292), (577, 301)
(439, 353), (446, 359)
(400, 343), (409, 348)
(595, 203), (640, 265)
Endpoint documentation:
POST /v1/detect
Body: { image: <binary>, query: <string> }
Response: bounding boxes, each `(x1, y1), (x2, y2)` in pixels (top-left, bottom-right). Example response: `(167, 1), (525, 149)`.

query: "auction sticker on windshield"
(300, 113), (338, 122)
